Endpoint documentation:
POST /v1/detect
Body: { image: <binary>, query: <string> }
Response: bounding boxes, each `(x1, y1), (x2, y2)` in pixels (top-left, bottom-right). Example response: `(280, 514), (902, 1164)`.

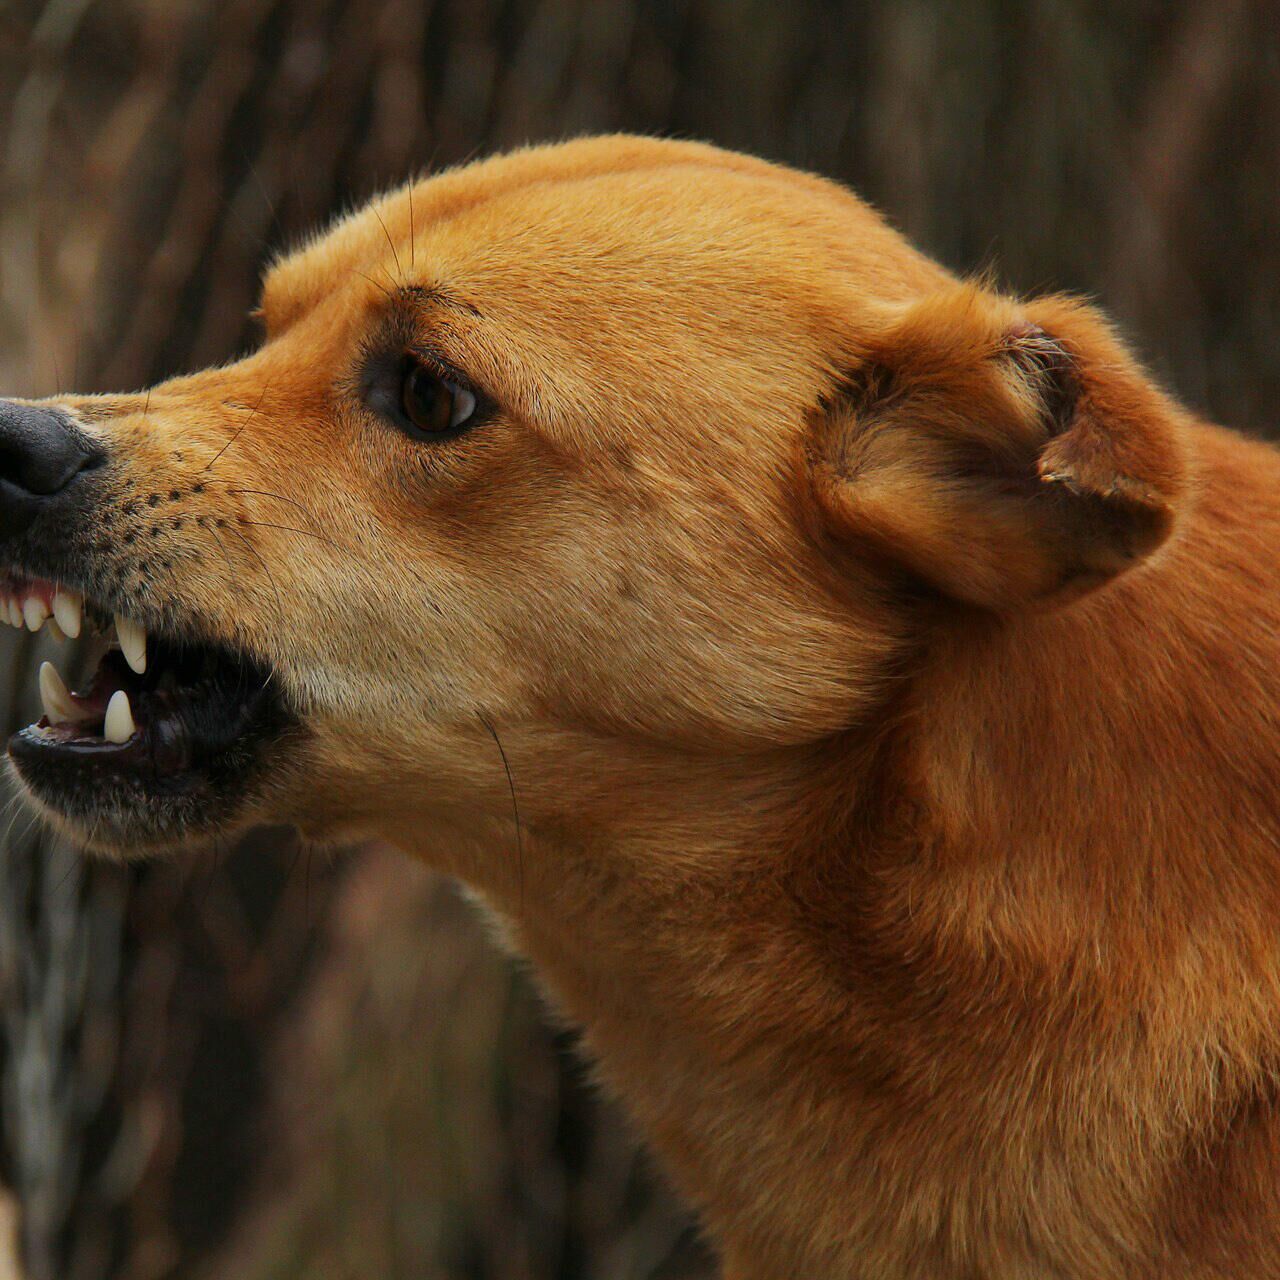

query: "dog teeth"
(51, 589), (82, 638)
(0, 585), (85, 638)
(115, 614), (147, 674)
(103, 689), (136, 744)
(23, 597), (48, 632)
(38, 661), (79, 724)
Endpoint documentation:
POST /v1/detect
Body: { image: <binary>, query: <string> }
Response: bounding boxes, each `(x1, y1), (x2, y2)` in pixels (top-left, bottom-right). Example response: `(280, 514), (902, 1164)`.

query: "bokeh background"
(0, 2), (1276, 1277)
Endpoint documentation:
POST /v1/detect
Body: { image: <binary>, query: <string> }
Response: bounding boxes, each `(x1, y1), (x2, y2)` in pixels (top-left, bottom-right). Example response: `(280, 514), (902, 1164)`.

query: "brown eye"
(400, 361), (477, 437)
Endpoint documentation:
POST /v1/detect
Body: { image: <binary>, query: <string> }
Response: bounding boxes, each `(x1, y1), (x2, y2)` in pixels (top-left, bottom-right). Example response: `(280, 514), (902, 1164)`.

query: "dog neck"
(376, 427), (1280, 1276)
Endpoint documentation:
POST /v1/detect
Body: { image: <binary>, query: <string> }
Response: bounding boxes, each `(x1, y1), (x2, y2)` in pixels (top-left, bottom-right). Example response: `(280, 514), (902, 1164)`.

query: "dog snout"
(0, 400), (106, 538)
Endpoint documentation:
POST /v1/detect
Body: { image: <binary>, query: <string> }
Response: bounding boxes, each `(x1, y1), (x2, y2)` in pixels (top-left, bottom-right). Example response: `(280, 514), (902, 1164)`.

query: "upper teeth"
(1, 585), (147, 674)
(22, 596), (49, 631)
(51, 589), (82, 638)
(2, 585), (83, 641)
(114, 614), (147, 674)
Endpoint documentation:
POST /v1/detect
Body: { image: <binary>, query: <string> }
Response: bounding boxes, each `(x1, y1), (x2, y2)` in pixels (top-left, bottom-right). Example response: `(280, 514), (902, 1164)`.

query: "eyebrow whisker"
(373, 204), (404, 282)
(355, 271), (396, 305)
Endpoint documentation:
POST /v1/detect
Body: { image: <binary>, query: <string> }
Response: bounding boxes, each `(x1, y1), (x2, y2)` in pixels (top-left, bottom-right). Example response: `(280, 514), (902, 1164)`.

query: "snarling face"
(2, 137), (1182, 860)
(0, 139), (935, 854)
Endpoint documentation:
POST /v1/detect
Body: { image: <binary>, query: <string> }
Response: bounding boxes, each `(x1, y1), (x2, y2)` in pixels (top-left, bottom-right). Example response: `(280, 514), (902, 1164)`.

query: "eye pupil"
(393, 357), (480, 439)
(403, 365), (454, 434)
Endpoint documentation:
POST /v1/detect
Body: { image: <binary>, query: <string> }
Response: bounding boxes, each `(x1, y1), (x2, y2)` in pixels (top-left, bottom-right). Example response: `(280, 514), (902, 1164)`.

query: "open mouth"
(4, 575), (289, 848)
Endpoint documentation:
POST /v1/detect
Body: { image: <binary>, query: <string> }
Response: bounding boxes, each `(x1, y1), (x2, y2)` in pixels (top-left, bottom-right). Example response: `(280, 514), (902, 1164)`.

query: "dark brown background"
(0, 2), (1276, 1276)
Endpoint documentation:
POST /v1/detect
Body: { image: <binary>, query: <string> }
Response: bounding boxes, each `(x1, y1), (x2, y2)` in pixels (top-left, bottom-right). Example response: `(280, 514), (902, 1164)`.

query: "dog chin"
(6, 754), (268, 858)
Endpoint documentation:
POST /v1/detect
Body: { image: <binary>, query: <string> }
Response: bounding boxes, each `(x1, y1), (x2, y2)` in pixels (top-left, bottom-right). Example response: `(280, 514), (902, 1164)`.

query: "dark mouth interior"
(6, 577), (282, 790)
(19, 640), (275, 776)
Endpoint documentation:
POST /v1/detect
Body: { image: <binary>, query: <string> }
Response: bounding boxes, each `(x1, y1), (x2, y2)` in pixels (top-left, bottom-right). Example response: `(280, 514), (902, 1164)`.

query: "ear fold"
(807, 285), (1189, 611)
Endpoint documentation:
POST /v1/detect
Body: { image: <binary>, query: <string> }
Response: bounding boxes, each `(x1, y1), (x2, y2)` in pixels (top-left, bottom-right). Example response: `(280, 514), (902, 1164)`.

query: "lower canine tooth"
(115, 614), (147, 675)
(38, 661), (79, 723)
(103, 690), (136, 744)
(23, 598), (48, 631)
(51, 589), (82, 638)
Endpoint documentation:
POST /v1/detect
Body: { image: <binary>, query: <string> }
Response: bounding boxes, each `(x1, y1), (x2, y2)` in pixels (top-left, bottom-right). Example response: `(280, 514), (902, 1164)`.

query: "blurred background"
(0, 1), (1275, 1277)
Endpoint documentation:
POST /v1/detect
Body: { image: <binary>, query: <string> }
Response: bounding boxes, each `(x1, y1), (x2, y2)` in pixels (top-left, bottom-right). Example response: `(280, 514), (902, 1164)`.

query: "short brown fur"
(19, 137), (1280, 1277)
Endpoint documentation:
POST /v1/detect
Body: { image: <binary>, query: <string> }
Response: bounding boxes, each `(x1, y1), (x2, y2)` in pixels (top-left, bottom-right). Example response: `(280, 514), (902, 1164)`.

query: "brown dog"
(2, 136), (1277, 1278)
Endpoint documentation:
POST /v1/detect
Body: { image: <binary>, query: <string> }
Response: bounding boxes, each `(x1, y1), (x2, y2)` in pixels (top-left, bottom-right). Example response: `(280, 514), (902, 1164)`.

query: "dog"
(2, 135), (1278, 1278)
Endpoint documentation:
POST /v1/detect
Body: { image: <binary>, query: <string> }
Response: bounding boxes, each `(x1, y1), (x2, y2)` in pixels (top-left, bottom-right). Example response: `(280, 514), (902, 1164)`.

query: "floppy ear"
(807, 285), (1190, 610)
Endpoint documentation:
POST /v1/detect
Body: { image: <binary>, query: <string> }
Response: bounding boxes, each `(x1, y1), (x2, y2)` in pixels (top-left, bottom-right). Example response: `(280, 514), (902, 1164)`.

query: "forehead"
(257, 138), (947, 436)
(262, 137), (941, 332)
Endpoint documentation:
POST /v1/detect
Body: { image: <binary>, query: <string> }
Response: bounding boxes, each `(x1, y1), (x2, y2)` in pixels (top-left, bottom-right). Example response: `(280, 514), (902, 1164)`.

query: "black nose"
(0, 404), (104, 529)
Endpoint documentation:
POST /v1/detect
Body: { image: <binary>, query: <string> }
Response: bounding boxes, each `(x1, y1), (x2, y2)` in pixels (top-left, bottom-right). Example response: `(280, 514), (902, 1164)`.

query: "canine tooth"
(115, 614), (147, 674)
(46, 620), (67, 643)
(51, 589), (82, 638)
(23, 597), (48, 631)
(103, 690), (136, 743)
(38, 661), (79, 723)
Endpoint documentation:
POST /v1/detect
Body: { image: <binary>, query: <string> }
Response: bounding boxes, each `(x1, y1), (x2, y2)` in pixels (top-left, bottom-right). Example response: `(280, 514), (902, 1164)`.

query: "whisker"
(1, 792), (37, 855)
(220, 522), (287, 633)
(203, 381), (271, 474)
(478, 713), (524, 907)
(199, 482), (328, 530)
(243, 156), (281, 241)
(373, 204), (404, 282)
(205, 520), (286, 652)
(205, 520), (241, 588)
(356, 270), (396, 304)
(233, 519), (353, 553)
(52, 845), (81, 900)
(0, 789), (26, 834)
(408, 185), (416, 270)
(233, 516), (442, 617)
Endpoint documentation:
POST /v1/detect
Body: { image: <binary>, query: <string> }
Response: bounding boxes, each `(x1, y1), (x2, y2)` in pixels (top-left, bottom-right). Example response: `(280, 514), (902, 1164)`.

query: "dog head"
(0, 136), (1188, 859)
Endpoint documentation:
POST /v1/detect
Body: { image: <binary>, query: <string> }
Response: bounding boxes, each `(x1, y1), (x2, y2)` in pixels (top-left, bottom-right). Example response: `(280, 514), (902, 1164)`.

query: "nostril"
(0, 400), (106, 498)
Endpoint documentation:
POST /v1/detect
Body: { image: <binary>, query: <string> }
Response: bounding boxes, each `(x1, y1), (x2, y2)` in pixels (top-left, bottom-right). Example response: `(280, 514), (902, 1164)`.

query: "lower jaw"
(10, 758), (235, 854)
(9, 728), (293, 856)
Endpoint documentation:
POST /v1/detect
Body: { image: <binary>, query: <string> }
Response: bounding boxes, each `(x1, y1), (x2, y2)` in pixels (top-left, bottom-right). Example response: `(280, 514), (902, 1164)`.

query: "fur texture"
(17, 137), (1280, 1277)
